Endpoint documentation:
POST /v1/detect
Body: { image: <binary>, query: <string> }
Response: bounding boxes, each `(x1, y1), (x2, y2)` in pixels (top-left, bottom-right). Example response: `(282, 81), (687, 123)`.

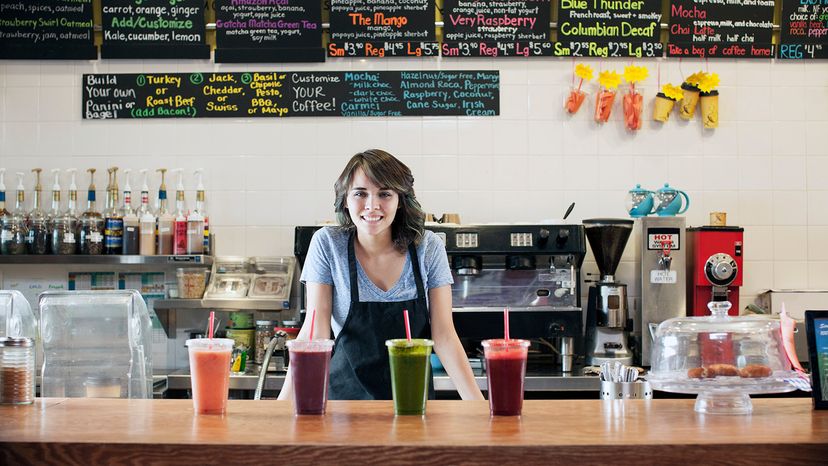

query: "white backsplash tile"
(0, 58), (825, 304)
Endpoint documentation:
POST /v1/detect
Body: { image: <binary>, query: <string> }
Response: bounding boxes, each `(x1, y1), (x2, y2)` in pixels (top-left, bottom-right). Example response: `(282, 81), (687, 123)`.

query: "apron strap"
(347, 231), (360, 304)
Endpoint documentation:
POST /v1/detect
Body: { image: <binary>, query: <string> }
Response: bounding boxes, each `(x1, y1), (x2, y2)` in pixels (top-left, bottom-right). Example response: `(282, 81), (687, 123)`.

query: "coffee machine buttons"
(455, 232), (478, 248)
(510, 232), (533, 247)
(556, 229), (570, 247)
(704, 253), (738, 287)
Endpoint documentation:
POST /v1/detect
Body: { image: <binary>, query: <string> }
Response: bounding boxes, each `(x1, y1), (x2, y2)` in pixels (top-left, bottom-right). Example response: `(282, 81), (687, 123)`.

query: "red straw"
(208, 311), (215, 339)
(309, 308), (316, 341)
(403, 309), (412, 341)
(504, 307), (510, 341)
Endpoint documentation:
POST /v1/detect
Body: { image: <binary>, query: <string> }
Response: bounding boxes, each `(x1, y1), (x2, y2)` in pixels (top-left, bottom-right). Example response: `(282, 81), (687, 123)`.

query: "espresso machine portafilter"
(584, 219), (634, 366)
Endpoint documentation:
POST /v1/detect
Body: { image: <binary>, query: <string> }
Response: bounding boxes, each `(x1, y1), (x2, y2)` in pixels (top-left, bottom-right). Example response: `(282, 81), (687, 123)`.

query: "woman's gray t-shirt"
(300, 227), (453, 337)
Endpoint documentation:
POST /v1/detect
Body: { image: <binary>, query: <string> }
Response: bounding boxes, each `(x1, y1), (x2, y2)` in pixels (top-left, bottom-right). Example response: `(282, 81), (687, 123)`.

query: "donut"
(739, 364), (772, 378)
(687, 367), (706, 379)
(706, 364), (740, 377)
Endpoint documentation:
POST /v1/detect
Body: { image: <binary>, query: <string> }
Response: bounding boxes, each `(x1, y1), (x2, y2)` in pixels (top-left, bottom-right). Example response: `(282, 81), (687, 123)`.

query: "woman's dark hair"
(334, 149), (425, 252)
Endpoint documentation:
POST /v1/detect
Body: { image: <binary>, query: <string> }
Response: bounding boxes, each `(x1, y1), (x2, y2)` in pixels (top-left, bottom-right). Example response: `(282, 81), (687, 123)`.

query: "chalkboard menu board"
(214, 0), (324, 63)
(667, 0), (775, 58)
(328, 0), (439, 57)
(101, 0), (209, 59)
(0, 0), (96, 60)
(555, 0), (663, 58)
(82, 71), (499, 119)
(779, 0), (828, 59)
(441, 0), (553, 57)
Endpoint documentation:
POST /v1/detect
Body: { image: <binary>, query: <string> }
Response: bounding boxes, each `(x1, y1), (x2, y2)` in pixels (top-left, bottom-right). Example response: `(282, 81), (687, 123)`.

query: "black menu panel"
(214, 0), (325, 63)
(328, 0), (439, 57)
(779, 0), (828, 59)
(667, 0), (775, 58)
(554, 0), (663, 57)
(101, 0), (209, 59)
(0, 0), (96, 60)
(81, 71), (499, 119)
(441, 0), (553, 57)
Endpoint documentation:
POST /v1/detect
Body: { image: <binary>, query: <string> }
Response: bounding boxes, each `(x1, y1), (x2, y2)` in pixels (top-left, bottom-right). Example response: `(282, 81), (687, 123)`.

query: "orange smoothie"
(187, 339), (233, 415)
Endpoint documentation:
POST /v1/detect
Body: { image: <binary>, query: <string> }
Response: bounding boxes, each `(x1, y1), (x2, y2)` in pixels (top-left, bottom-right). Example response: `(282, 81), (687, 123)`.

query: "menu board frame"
(81, 71), (500, 119)
(213, 0), (325, 63)
(666, 0), (775, 59)
(441, 0), (554, 57)
(554, 0), (663, 58)
(778, 0), (828, 60)
(100, 0), (210, 59)
(328, 0), (439, 57)
(0, 0), (96, 60)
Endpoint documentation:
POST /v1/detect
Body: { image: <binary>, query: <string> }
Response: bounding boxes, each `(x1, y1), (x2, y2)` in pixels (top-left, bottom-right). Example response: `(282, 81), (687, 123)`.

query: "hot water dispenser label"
(647, 228), (681, 250)
(650, 270), (678, 284)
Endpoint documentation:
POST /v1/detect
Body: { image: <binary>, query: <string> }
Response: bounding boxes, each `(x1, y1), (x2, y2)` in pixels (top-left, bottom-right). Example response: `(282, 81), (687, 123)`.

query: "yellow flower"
(574, 64), (594, 81)
(661, 84), (684, 101)
(685, 71), (705, 87)
(623, 65), (649, 84)
(598, 70), (621, 90)
(697, 73), (720, 93)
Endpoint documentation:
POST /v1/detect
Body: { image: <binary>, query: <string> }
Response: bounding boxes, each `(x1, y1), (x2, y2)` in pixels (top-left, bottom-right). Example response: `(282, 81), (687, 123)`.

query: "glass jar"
(0, 337), (35, 405)
(255, 320), (275, 364)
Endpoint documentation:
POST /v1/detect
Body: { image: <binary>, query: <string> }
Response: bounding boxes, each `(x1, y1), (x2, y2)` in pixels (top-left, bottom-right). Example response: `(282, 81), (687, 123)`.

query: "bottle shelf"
(0, 255), (212, 265)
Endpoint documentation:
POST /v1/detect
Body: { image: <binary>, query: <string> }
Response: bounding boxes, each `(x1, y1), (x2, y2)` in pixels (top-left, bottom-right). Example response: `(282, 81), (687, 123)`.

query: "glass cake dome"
(649, 301), (798, 414)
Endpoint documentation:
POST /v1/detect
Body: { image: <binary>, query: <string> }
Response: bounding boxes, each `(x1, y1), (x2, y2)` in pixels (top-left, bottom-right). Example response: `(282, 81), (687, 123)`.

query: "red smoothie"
(483, 339), (529, 416)
(288, 340), (334, 415)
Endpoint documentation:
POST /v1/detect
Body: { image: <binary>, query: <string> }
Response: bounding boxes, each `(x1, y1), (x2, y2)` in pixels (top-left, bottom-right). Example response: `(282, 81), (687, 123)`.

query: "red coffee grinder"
(686, 226), (744, 316)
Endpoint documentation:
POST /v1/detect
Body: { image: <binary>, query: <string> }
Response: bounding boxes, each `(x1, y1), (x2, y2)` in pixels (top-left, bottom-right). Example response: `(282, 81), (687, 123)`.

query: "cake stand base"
(694, 392), (753, 415)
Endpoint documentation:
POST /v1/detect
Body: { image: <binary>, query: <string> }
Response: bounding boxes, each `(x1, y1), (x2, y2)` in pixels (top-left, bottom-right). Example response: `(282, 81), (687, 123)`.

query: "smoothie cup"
(287, 339), (334, 415)
(186, 338), (233, 415)
(386, 339), (433, 415)
(482, 339), (530, 416)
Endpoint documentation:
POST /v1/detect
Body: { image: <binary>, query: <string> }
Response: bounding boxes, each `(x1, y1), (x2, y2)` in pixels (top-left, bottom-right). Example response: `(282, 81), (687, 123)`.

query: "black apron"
(328, 233), (435, 400)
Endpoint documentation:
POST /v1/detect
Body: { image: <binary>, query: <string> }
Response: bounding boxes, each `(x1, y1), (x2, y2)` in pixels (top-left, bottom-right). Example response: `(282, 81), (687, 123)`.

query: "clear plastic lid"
(650, 301), (792, 380)
(38, 290), (153, 399)
(0, 290), (37, 340)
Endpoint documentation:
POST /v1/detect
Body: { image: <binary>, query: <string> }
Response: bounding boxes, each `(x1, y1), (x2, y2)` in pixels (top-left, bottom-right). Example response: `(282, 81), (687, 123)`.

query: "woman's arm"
(276, 282), (334, 401)
(429, 285), (485, 401)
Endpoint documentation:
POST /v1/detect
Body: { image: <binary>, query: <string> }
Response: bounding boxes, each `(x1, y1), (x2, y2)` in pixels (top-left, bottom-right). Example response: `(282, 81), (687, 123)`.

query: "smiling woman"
(277, 149), (484, 404)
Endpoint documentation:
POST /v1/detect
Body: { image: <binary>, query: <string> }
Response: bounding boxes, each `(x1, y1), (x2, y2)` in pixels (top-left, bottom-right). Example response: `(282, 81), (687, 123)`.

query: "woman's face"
(346, 167), (400, 239)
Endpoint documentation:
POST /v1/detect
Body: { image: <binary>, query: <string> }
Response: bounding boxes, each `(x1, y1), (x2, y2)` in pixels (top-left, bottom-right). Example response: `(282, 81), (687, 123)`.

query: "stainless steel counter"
(164, 369), (600, 393)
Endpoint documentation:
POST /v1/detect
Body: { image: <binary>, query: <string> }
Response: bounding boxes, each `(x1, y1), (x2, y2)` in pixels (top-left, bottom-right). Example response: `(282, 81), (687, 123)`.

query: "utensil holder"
(600, 381), (653, 400)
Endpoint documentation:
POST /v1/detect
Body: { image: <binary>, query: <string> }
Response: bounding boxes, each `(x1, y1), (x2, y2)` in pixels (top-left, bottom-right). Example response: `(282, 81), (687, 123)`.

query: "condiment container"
(255, 320), (275, 364)
(176, 268), (208, 299)
(0, 337), (34, 405)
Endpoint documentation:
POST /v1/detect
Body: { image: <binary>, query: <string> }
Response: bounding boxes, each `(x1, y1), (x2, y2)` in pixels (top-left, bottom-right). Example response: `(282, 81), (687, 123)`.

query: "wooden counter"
(1, 398), (826, 465)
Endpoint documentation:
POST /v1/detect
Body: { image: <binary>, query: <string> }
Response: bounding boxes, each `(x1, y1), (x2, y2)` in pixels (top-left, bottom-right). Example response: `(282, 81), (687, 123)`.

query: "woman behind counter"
(278, 149), (483, 401)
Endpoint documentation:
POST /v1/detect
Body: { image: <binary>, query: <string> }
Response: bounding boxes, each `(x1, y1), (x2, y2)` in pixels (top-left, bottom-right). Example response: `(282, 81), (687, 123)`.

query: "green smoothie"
(386, 339), (433, 415)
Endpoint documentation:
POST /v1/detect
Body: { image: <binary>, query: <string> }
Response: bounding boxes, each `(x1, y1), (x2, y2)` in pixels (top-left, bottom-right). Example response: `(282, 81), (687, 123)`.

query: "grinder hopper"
(583, 218), (633, 282)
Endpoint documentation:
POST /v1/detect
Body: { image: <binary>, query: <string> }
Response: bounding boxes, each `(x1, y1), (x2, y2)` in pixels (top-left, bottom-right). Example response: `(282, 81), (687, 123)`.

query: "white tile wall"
(0, 57), (826, 310)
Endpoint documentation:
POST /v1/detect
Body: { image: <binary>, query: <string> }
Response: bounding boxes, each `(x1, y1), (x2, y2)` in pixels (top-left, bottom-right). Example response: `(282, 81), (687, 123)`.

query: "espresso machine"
(294, 224), (587, 373)
(583, 218), (634, 366)
(426, 223), (587, 373)
(686, 226), (744, 316)
(638, 216), (686, 366)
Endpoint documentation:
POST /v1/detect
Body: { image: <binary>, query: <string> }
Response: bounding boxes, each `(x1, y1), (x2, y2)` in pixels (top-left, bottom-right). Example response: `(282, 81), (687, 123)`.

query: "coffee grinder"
(584, 218), (634, 366)
(686, 226), (744, 316)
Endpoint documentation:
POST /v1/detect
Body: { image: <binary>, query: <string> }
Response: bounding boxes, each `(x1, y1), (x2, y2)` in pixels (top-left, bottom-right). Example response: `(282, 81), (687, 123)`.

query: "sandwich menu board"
(328, 0), (439, 57)
(667, 0), (775, 58)
(0, 0), (96, 60)
(441, 0), (553, 57)
(554, 0), (663, 57)
(778, 0), (827, 59)
(214, 0), (325, 63)
(101, 0), (209, 59)
(82, 71), (499, 119)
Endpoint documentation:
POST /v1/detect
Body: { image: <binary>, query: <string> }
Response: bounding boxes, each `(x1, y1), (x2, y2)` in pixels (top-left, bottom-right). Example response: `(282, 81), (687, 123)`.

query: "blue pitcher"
(654, 183), (690, 216)
(626, 184), (656, 218)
